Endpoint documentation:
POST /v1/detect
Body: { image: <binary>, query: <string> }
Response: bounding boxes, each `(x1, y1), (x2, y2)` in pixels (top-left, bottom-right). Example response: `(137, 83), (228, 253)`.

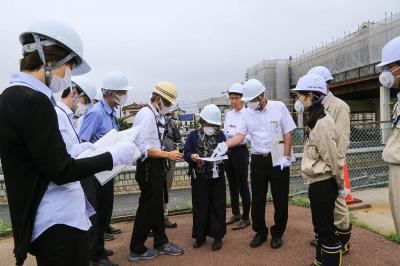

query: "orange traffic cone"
(343, 164), (362, 205)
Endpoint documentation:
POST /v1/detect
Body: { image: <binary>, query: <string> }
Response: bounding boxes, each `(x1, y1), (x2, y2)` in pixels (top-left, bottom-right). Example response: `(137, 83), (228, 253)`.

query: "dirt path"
(1, 204), (399, 266)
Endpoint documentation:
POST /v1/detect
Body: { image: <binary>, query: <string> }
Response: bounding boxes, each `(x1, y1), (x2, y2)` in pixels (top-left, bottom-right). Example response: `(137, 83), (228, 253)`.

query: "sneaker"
(157, 242), (184, 256)
(232, 219), (250, 230)
(165, 217), (178, 229)
(128, 249), (159, 262)
(226, 215), (241, 225)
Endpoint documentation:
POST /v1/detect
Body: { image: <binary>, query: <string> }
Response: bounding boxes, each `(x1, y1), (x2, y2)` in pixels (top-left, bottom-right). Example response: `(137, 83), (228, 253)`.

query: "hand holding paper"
(211, 142), (228, 158)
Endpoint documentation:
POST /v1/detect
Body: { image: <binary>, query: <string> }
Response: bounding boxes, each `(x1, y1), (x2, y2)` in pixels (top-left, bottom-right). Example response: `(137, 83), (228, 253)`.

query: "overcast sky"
(0, 0), (399, 112)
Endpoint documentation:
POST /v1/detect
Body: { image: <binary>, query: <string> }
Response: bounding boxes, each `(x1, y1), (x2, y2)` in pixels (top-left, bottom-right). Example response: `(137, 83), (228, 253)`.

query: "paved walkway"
(1, 205), (399, 266)
(352, 187), (396, 235)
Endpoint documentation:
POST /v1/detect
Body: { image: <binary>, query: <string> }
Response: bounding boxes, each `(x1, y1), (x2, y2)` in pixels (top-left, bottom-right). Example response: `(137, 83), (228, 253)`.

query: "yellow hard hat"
(153, 81), (177, 104)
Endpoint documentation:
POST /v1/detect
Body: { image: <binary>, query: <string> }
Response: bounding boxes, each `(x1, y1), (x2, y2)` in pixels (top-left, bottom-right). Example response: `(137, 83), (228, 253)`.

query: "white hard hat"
(242, 79), (265, 102)
(228, 83), (244, 95)
(94, 89), (103, 101)
(102, 71), (132, 91)
(20, 19), (90, 75)
(307, 66), (334, 82)
(291, 74), (328, 95)
(377, 36), (400, 67)
(200, 104), (221, 126)
(72, 76), (97, 101)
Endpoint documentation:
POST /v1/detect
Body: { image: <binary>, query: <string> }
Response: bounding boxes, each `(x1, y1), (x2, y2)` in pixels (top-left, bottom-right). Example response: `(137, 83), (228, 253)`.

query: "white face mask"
(159, 99), (172, 115)
(247, 101), (259, 110)
(379, 70), (395, 88)
(74, 102), (90, 117)
(114, 93), (128, 106)
(294, 100), (304, 113)
(203, 127), (216, 136)
(49, 67), (71, 94)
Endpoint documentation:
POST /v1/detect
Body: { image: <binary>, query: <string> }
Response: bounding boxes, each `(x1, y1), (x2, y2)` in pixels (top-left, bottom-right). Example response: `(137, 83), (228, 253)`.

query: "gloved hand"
(279, 156), (292, 170)
(211, 142), (228, 158)
(109, 141), (135, 167)
(338, 188), (350, 198)
(71, 142), (96, 158)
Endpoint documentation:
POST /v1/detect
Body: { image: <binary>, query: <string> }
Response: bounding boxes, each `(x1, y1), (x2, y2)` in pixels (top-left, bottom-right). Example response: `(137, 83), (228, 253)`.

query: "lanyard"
(55, 105), (81, 143)
(100, 101), (119, 130)
(146, 104), (164, 143)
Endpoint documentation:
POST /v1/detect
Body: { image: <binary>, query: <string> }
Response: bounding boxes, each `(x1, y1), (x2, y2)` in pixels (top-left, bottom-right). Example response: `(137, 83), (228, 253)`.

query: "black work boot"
(321, 242), (342, 266)
(336, 224), (352, 255)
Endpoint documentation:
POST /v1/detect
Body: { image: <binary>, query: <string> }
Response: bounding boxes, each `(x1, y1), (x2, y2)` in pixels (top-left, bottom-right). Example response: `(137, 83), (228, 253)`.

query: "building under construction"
(246, 12), (400, 129)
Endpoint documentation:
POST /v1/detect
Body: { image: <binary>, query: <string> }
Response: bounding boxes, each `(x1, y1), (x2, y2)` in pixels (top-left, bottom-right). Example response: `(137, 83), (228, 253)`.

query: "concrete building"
(246, 12), (400, 141)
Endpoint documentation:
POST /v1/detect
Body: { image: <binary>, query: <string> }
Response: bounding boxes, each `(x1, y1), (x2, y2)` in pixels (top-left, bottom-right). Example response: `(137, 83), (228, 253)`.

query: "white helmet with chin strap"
(102, 71), (132, 91)
(72, 76), (97, 101)
(307, 66), (334, 82)
(242, 79), (265, 102)
(200, 104), (221, 126)
(228, 83), (244, 95)
(291, 74), (328, 95)
(20, 19), (90, 77)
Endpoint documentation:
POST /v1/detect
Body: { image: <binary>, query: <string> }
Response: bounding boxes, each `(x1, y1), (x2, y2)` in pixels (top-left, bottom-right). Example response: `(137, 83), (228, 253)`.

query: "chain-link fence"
(289, 121), (391, 196)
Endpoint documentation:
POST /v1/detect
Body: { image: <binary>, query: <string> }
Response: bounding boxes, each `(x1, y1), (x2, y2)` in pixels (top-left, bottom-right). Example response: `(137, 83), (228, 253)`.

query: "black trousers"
(308, 178), (339, 246)
(29, 224), (89, 266)
(191, 175), (227, 241)
(130, 158), (169, 254)
(250, 154), (290, 238)
(225, 146), (251, 219)
(101, 179), (114, 229)
(81, 177), (105, 262)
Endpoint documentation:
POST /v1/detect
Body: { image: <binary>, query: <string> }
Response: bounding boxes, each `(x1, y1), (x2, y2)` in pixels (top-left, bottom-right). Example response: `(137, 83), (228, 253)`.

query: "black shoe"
(232, 219), (250, 231)
(105, 225), (121, 234)
(165, 217), (178, 229)
(271, 237), (283, 249)
(193, 239), (205, 248)
(211, 238), (222, 251)
(90, 258), (118, 266)
(226, 215), (241, 225)
(103, 249), (114, 257)
(250, 233), (267, 248)
(128, 249), (159, 262)
(104, 233), (115, 241)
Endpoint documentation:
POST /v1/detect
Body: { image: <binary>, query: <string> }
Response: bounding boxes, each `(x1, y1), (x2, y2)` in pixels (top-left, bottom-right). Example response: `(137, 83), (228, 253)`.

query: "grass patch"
(0, 218), (12, 234)
(351, 217), (400, 244)
(289, 196), (310, 208)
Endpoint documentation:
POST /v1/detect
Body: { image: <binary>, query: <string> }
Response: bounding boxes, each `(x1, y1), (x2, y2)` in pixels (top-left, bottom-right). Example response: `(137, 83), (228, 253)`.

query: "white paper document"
(77, 125), (142, 185)
(200, 155), (228, 162)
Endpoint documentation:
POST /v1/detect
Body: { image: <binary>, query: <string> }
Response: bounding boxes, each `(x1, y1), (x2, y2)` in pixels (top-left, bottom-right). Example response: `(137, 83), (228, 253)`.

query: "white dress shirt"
(239, 100), (296, 155)
(30, 101), (95, 241)
(133, 102), (164, 158)
(223, 106), (248, 145)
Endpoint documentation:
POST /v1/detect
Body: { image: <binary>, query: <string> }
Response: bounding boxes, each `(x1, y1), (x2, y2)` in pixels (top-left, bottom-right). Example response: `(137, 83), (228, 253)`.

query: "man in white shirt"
(223, 83), (251, 230)
(129, 81), (184, 262)
(213, 79), (296, 249)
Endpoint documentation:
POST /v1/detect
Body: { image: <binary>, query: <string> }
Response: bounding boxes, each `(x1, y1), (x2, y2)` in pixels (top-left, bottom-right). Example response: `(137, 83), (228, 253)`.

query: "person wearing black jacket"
(184, 104), (227, 251)
(0, 19), (134, 266)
